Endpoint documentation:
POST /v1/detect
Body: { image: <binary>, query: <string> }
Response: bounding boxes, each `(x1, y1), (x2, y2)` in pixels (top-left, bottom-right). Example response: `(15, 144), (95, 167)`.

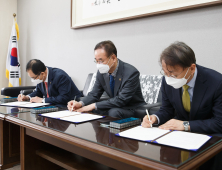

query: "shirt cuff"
(42, 98), (45, 103)
(27, 95), (31, 99)
(95, 103), (97, 110)
(153, 114), (160, 125)
(79, 101), (85, 107)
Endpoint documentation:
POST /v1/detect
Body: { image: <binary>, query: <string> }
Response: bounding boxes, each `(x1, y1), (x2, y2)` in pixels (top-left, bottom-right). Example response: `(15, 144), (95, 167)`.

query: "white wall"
(0, 0), (17, 92)
(17, 0), (222, 90)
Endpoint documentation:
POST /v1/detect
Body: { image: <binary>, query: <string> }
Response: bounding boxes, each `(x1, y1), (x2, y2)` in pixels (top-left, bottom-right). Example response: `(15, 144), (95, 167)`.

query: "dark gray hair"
(94, 40), (117, 57)
(160, 41), (196, 68)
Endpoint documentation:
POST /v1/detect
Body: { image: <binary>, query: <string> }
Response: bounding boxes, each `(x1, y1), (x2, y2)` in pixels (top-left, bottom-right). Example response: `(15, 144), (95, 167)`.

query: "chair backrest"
(1, 86), (36, 97)
(83, 73), (163, 104)
(82, 73), (108, 97)
(82, 73), (94, 97)
(86, 73), (97, 96)
(139, 75), (163, 104)
(22, 89), (35, 95)
(156, 88), (162, 103)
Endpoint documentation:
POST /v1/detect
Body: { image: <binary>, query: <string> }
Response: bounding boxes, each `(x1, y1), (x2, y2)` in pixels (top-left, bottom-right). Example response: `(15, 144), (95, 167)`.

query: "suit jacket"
(155, 65), (222, 134)
(81, 59), (146, 109)
(29, 67), (82, 105)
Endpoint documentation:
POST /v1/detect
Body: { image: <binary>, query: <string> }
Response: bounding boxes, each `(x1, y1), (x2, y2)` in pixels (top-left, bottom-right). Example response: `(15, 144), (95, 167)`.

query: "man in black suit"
(68, 40), (146, 118)
(142, 41), (222, 134)
(18, 59), (82, 105)
(142, 41), (222, 170)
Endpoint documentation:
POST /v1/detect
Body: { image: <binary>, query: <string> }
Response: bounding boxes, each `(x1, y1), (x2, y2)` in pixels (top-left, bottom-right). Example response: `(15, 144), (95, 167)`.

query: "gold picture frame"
(71, 0), (222, 29)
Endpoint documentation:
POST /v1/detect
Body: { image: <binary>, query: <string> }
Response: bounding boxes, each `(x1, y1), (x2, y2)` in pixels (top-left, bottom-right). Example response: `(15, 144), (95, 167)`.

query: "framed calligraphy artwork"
(71, 0), (222, 29)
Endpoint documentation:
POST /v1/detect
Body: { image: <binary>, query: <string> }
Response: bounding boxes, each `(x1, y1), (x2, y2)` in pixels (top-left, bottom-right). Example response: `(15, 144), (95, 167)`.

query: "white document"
(1, 101), (31, 106)
(118, 126), (170, 142)
(1, 101), (50, 108)
(19, 103), (50, 108)
(60, 113), (103, 123)
(41, 110), (81, 118)
(156, 131), (211, 151)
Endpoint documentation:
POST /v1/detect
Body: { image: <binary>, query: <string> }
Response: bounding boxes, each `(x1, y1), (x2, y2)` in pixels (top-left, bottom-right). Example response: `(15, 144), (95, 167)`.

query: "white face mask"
(31, 74), (44, 84)
(165, 68), (191, 89)
(96, 57), (114, 74)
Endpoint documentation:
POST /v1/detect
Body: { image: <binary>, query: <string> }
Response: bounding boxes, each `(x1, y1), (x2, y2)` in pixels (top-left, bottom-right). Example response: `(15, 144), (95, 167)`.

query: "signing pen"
(71, 96), (76, 112)
(146, 109), (152, 128)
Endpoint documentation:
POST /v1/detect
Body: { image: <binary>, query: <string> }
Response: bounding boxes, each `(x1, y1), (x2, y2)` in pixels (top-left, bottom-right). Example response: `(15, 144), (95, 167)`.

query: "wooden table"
(0, 107), (21, 169)
(3, 111), (222, 170)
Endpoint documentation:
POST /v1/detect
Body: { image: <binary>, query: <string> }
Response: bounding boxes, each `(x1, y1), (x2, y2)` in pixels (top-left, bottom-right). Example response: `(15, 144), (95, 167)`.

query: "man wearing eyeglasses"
(142, 41), (222, 136)
(142, 41), (222, 170)
(17, 59), (82, 105)
(67, 40), (146, 118)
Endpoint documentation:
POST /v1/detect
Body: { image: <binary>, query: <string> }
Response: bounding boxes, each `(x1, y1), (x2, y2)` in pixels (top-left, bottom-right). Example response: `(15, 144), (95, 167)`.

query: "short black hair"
(26, 59), (46, 75)
(160, 41), (196, 68)
(94, 40), (117, 57)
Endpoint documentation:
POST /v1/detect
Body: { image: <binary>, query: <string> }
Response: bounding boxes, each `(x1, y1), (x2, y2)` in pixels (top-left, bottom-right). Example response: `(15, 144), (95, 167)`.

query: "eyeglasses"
(160, 68), (187, 78)
(94, 54), (113, 64)
(33, 73), (40, 80)
(94, 59), (106, 64)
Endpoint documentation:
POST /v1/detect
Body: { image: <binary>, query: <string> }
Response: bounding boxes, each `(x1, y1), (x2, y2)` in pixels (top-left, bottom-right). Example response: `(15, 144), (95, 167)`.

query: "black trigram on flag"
(12, 36), (16, 43)
(10, 71), (19, 78)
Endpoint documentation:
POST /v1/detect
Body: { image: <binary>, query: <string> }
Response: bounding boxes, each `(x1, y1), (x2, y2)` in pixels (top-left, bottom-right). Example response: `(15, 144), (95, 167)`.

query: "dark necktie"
(109, 74), (115, 97)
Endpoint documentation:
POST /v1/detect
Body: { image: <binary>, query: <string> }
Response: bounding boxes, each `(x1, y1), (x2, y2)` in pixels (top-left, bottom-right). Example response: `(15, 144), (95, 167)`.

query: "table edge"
(5, 115), (222, 170)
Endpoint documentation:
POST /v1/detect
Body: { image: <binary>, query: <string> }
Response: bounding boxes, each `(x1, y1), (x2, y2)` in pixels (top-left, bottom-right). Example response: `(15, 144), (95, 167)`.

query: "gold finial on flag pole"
(13, 13), (16, 18)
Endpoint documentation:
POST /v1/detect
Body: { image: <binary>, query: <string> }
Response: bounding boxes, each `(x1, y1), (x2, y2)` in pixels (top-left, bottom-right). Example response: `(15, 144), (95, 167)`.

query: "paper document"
(1, 101), (50, 108)
(1, 102), (31, 106)
(19, 103), (50, 108)
(116, 126), (211, 151)
(41, 110), (81, 118)
(156, 131), (211, 151)
(60, 113), (103, 123)
(117, 126), (170, 142)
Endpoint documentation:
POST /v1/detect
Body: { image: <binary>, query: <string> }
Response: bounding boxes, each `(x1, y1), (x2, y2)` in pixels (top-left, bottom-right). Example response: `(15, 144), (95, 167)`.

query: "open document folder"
(40, 110), (104, 123)
(0, 101), (50, 108)
(116, 126), (211, 151)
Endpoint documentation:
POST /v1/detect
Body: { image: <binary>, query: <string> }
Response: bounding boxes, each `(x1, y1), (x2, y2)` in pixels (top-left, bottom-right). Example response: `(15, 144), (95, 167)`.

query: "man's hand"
(76, 103), (96, 113)
(142, 115), (157, 128)
(30, 97), (43, 103)
(159, 119), (186, 131)
(67, 101), (82, 111)
(17, 94), (29, 102)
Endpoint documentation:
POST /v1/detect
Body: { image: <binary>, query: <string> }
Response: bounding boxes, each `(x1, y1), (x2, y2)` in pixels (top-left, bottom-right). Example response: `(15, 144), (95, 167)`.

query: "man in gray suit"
(67, 40), (146, 118)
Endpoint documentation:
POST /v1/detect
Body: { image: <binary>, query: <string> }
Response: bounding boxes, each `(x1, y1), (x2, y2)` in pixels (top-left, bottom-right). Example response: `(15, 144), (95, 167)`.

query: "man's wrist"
(92, 103), (96, 110)
(42, 98), (45, 103)
(183, 121), (190, 131)
(79, 101), (84, 107)
(153, 114), (160, 125)
(94, 103), (97, 110)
